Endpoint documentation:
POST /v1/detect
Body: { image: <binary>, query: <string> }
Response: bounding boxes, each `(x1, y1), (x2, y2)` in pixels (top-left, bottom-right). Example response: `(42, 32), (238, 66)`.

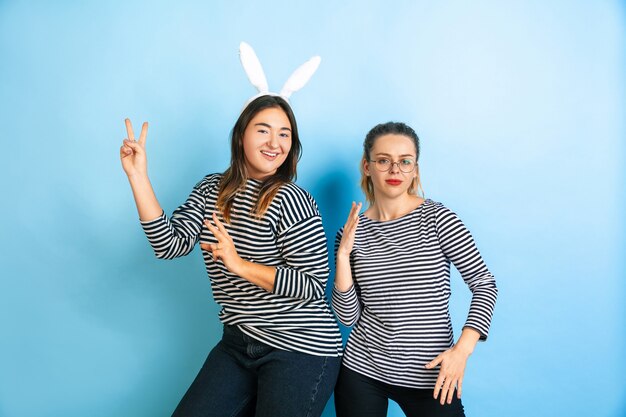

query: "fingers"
(349, 201), (362, 220)
(210, 243), (219, 261)
(428, 352), (464, 405)
(212, 213), (230, 237)
(344, 202), (362, 232)
(433, 374), (455, 405)
(433, 373), (443, 402)
(443, 378), (455, 405)
(139, 122), (148, 145)
(425, 354), (442, 369)
(125, 118), (135, 141)
(125, 118), (148, 145)
(205, 215), (232, 247)
(200, 242), (220, 262)
(428, 354), (444, 402)
(204, 219), (220, 239)
(205, 218), (225, 240)
(123, 138), (141, 150)
(120, 144), (132, 158)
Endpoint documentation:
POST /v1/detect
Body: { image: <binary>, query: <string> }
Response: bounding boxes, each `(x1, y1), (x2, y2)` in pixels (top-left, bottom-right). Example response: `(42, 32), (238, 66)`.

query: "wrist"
(231, 256), (247, 277)
(452, 342), (473, 357)
(336, 250), (351, 262)
(453, 328), (480, 356)
(127, 171), (150, 183)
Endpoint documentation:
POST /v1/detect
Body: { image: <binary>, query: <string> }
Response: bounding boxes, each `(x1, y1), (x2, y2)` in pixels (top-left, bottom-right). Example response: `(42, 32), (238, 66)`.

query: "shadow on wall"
(307, 158), (362, 342)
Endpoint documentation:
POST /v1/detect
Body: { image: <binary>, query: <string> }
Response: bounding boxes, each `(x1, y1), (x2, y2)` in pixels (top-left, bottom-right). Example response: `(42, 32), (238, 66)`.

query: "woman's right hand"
(120, 118), (149, 178)
(337, 202), (362, 259)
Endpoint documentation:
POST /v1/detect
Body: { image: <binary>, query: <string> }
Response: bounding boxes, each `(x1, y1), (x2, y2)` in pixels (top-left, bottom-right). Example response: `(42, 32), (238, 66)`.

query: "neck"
(368, 194), (424, 221)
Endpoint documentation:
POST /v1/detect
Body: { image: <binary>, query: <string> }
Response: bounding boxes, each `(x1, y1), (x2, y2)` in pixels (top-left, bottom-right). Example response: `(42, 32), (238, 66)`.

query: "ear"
(362, 158), (371, 176)
(279, 56), (321, 98)
(239, 42), (269, 93)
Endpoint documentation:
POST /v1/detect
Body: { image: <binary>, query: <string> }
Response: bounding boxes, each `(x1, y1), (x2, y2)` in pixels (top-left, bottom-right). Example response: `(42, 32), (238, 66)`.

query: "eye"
(279, 132), (291, 138)
(401, 159), (414, 166)
(257, 128), (269, 134)
(378, 158), (391, 165)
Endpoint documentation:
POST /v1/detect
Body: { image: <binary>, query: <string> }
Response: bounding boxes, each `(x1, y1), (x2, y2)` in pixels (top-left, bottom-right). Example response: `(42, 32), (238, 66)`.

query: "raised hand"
(120, 118), (148, 178)
(337, 202), (362, 259)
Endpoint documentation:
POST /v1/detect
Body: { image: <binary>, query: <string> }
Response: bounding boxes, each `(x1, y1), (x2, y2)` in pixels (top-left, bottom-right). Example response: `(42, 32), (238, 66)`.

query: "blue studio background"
(0, 1), (624, 416)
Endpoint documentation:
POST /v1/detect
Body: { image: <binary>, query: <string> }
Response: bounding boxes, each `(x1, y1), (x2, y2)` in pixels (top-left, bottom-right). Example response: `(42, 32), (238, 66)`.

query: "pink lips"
(385, 179), (402, 186)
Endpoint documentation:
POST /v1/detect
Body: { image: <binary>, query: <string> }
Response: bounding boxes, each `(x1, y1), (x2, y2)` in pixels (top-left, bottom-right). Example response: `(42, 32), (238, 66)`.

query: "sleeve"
(272, 188), (330, 301)
(140, 179), (207, 260)
(435, 206), (498, 341)
(331, 228), (362, 326)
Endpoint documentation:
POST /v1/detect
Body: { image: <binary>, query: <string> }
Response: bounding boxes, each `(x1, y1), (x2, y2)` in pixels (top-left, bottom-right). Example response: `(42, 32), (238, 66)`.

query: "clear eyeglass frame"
(369, 158), (417, 173)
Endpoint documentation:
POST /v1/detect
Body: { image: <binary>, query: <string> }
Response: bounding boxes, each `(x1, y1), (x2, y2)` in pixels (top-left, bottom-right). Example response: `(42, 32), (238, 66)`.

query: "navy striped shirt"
(141, 173), (343, 357)
(332, 200), (497, 387)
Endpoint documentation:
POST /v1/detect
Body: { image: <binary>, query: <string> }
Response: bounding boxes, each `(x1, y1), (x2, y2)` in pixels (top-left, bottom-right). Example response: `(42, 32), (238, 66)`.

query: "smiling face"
(364, 133), (418, 201)
(242, 107), (293, 180)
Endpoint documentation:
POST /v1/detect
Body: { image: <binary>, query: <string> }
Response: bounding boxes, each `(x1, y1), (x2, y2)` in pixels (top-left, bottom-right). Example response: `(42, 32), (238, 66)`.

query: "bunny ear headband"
(239, 41), (321, 109)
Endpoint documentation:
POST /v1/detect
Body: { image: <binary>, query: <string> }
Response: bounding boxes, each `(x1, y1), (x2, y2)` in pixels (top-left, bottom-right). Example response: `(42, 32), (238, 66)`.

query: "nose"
(389, 162), (401, 173)
(268, 132), (279, 149)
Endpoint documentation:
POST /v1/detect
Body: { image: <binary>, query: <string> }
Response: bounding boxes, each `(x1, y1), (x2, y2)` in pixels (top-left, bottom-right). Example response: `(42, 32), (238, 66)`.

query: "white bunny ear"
(279, 56), (321, 98)
(239, 42), (269, 93)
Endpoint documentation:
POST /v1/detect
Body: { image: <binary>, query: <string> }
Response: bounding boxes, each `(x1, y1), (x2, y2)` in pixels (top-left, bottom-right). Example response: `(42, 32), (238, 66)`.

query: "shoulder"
(272, 182), (322, 233)
(275, 182), (320, 214)
(421, 199), (456, 219)
(425, 200), (472, 237)
(193, 173), (222, 193)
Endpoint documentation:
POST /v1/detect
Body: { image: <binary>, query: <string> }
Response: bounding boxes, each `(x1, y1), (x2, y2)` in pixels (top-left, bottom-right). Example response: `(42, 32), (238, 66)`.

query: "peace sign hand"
(120, 118), (149, 178)
(201, 213), (244, 275)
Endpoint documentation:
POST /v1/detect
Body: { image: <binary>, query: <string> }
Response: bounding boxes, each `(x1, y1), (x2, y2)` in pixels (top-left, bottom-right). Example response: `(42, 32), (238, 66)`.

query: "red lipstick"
(385, 179), (402, 186)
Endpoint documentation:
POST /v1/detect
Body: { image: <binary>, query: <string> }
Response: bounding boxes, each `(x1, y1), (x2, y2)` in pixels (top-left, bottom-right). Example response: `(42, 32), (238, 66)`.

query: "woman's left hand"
(425, 345), (471, 405)
(201, 213), (244, 274)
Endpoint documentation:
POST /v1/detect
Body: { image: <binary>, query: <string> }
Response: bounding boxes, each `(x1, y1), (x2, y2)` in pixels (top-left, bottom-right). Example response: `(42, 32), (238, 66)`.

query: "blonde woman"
(332, 122), (497, 417)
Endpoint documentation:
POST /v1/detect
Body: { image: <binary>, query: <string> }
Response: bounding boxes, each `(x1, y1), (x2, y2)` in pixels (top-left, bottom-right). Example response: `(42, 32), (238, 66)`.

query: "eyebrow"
(254, 122), (292, 132)
(374, 152), (415, 158)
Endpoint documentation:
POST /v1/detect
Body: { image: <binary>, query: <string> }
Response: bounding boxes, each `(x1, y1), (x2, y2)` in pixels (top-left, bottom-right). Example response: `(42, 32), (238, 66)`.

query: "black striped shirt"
(141, 173), (343, 357)
(332, 200), (497, 387)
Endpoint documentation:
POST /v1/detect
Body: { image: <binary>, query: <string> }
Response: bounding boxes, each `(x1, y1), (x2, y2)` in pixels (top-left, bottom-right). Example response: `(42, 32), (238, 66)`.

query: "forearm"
(127, 173), (163, 221)
(334, 253), (354, 292)
(233, 260), (277, 292)
(331, 253), (361, 325)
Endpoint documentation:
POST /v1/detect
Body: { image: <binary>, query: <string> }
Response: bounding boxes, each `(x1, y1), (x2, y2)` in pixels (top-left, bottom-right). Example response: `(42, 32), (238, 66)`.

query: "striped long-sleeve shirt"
(332, 199), (497, 388)
(141, 173), (343, 357)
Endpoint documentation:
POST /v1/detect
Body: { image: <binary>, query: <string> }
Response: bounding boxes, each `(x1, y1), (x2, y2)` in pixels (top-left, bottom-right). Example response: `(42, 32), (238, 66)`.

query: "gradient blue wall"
(1, 1), (624, 416)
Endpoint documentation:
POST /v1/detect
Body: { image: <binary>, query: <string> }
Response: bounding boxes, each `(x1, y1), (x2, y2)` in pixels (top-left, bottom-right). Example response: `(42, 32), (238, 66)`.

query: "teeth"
(261, 151), (278, 157)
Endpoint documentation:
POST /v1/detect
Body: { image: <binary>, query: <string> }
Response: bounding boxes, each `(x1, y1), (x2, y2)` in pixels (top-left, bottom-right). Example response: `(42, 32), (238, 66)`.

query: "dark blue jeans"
(335, 366), (465, 417)
(172, 325), (341, 417)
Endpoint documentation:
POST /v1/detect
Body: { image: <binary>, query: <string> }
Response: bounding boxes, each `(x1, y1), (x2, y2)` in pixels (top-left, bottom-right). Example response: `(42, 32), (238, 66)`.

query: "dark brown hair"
(217, 95), (301, 222)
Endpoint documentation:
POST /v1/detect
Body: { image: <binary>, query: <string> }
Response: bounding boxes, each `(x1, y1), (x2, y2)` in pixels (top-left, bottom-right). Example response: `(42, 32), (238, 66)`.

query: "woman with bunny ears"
(332, 122), (498, 417)
(120, 43), (342, 417)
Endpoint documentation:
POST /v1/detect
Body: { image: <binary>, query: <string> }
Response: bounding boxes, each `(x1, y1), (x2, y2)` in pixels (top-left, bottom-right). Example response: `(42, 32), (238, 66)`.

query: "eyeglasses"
(369, 158), (417, 173)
